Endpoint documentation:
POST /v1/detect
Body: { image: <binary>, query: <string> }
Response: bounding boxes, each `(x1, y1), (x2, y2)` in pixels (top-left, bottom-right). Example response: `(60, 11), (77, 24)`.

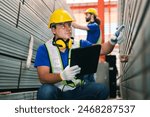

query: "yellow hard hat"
(85, 8), (98, 16)
(48, 9), (74, 28)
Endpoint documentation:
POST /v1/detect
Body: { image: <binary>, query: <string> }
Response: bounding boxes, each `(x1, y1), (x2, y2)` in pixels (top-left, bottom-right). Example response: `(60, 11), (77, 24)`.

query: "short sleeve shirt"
(34, 40), (92, 69)
(87, 22), (100, 44)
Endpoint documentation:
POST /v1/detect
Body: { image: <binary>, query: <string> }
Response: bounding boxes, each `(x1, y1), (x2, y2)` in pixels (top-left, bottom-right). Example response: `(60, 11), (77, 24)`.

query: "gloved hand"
(60, 65), (81, 81)
(109, 25), (125, 45)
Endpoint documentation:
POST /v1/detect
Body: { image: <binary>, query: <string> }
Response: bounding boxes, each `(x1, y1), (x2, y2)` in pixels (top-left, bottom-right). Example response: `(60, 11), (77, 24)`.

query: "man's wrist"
(109, 35), (117, 45)
(59, 73), (64, 81)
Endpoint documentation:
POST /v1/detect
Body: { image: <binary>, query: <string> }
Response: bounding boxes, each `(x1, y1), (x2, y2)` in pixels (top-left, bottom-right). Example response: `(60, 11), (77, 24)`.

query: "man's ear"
(90, 14), (95, 21)
(91, 14), (94, 18)
(51, 28), (56, 34)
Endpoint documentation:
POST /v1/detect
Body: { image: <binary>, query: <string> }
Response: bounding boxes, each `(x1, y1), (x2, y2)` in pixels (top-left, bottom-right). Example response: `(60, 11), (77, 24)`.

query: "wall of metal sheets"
(118, 0), (150, 99)
(0, 0), (71, 99)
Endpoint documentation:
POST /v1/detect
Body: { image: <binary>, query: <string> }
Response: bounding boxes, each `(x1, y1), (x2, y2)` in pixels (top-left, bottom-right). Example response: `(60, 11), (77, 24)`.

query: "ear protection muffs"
(52, 38), (73, 50)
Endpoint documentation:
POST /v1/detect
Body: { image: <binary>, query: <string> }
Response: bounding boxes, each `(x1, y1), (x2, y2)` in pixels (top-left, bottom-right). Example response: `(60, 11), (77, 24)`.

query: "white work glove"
(109, 25), (125, 45)
(60, 65), (81, 81)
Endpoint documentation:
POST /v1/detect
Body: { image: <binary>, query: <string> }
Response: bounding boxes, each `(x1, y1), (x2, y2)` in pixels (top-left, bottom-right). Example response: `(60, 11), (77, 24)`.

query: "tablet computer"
(70, 44), (101, 76)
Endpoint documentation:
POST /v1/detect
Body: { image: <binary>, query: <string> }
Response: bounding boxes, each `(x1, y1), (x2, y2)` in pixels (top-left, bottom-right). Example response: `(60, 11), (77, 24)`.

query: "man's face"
(52, 21), (72, 40)
(85, 13), (91, 22)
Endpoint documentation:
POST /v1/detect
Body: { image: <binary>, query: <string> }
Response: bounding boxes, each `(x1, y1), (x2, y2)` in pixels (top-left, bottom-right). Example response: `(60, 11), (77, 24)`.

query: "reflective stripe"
(45, 39), (80, 91)
(45, 40), (63, 73)
(96, 30), (102, 44)
(68, 39), (80, 66)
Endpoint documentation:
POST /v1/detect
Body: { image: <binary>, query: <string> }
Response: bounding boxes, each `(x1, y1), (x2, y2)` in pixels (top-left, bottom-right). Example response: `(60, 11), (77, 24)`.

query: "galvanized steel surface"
(0, 0), (70, 99)
(118, 0), (150, 99)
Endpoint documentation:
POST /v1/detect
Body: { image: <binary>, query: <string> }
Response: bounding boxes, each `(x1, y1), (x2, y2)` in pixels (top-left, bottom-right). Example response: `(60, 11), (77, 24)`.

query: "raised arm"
(100, 25), (125, 55)
(72, 22), (89, 30)
(100, 41), (115, 55)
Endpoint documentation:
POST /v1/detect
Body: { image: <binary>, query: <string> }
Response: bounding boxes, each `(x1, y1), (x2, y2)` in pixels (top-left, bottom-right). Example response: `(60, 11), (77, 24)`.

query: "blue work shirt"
(34, 40), (92, 69)
(87, 22), (100, 44)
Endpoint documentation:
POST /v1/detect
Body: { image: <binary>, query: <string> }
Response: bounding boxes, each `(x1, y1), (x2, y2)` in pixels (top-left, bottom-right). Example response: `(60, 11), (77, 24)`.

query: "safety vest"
(45, 39), (80, 91)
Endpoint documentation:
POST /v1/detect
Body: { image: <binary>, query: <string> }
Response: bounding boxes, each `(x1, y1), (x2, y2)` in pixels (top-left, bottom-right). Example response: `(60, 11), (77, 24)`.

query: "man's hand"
(60, 65), (81, 81)
(109, 25), (125, 45)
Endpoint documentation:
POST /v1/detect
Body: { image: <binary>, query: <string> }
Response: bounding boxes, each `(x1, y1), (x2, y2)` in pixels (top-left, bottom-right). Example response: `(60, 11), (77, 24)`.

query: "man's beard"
(86, 17), (91, 22)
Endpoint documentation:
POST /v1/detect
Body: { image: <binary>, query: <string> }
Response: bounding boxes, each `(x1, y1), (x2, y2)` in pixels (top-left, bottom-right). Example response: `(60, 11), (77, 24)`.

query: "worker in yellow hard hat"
(34, 8), (125, 100)
(72, 8), (101, 44)
(72, 8), (101, 82)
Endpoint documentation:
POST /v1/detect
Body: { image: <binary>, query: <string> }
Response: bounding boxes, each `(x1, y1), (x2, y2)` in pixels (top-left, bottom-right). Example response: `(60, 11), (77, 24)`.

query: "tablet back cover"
(70, 44), (101, 76)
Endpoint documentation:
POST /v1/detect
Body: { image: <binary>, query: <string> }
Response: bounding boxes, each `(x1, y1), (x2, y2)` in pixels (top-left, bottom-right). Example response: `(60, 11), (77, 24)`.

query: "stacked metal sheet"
(118, 0), (150, 99)
(0, 0), (70, 99)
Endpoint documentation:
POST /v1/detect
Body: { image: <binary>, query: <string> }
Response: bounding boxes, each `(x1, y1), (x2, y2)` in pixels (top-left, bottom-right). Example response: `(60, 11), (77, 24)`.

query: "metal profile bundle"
(19, 62), (41, 89)
(23, 0), (51, 24)
(118, 0), (150, 99)
(0, 0), (70, 99)
(1, 0), (19, 26)
(0, 20), (30, 59)
(18, 2), (51, 40)
(0, 55), (21, 89)
(0, 91), (37, 100)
